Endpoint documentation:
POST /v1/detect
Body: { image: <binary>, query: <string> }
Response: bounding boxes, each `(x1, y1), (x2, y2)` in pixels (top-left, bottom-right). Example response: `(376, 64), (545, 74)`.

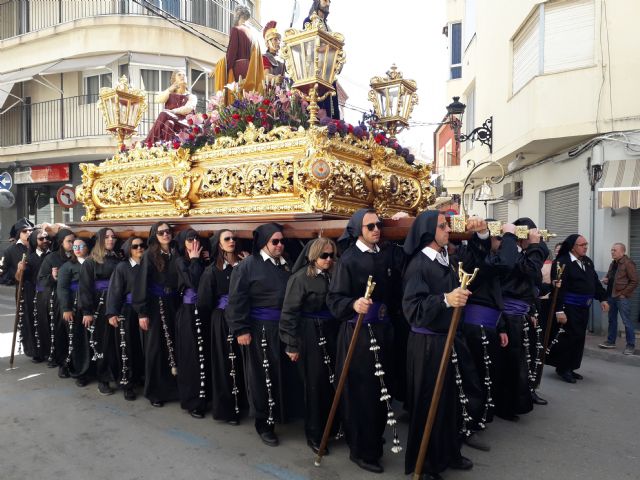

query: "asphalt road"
(0, 285), (638, 480)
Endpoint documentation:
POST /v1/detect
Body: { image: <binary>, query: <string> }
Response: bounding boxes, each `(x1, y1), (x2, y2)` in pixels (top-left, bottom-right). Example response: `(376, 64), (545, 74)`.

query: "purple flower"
(327, 123), (337, 135)
(320, 116), (332, 126)
(400, 147), (409, 158)
(353, 126), (364, 138)
(406, 153), (415, 165)
(395, 145), (403, 154)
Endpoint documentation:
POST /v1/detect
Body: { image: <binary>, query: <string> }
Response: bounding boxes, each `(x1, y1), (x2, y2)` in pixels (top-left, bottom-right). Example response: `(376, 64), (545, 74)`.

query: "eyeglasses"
(223, 236), (236, 242)
(271, 238), (284, 246)
(37, 236), (49, 241)
(131, 243), (146, 250)
(157, 228), (172, 236)
(318, 252), (335, 260)
(364, 221), (383, 232)
(72, 244), (86, 250)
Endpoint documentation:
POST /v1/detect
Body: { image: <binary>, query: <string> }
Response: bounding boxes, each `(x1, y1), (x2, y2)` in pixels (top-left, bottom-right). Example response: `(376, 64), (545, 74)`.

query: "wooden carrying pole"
(412, 264), (478, 480)
(9, 253), (27, 369)
(539, 263), (566, 378)
(314, 275), (376, 467)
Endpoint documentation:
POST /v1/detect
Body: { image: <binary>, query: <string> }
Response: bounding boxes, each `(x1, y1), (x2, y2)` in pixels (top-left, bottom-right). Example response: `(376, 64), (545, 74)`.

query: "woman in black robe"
(106, 236), (146, 400)
(38, 228), (75, 374)
(280, 237), (338, 454)
(546, 234), (608, 382)
(132, 222), (180, 407)
(79, 228), (122, 395)
(226, 223), (291, 447)
(326, 209), (405, 474)
(57, 238), (91, 382)
(173, 228), (208, 418)
(402, 210), (475, 480)
(1, 217), (33, 286)
(197, 230), (247, 425)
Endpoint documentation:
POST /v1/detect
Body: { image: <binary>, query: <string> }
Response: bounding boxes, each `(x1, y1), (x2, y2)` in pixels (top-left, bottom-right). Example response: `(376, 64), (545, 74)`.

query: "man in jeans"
(599, 243), (638, 355)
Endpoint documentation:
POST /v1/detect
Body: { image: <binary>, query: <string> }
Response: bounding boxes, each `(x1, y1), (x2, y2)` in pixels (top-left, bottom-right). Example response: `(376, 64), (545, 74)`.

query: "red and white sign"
(56, 185), (77, 208)
(14, 164), (70, 184)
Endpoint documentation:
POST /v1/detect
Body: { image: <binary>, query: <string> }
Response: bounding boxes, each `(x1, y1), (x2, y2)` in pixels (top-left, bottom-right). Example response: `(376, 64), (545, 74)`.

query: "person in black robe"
(326, 208), (405, 474)
(546, 234), (608, 382)
(280, 237), (339, 454)
(79, 228), (122, 395)
(38, 228), (75, 374)
(173, 228), (209, 418)
(198, 230), (247, 425)
(1, 217), (33, 286)
(132, 222), (179, 407)
(57, 238), (91, 382)
(402, 210), (478, 480)
(20, 228), (50, 360)
(226, 223), (292, 447)
(106, 236), (146, 400)
(495, 217), (549, 421)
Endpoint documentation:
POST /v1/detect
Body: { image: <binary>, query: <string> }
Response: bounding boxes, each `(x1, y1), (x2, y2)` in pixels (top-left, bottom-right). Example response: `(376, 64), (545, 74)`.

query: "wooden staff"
(314, 275), (376, 467)
(9, 253), (27, 369)
(538, 262), (566, 379)
(412, 263), (478, 480)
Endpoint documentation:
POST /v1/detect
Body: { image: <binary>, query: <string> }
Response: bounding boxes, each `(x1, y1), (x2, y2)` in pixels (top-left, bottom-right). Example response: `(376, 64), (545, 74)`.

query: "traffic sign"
(56, 185), (77, 208)
(0, 172), (12, 191)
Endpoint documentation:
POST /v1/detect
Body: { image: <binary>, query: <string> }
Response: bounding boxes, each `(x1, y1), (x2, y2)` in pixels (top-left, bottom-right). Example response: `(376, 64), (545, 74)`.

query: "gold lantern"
(280, 13), (346, 125)
(98, 75), (147, 149)
(368, 64), (418, 139)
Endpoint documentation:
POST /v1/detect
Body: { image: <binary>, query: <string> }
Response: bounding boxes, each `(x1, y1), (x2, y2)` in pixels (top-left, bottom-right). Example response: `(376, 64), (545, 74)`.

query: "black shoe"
(419, 474), (443, 480)
(449, 456), (474, 470)
(531, 390), (548, 405)
(150, 400), (164, 407)
(349, 454), (383, 473)
(227, 417), (240, 426)
(557, 369), (576, 383)
(57, 366), (70, 378)
(31, 356), (44, 363)
(47, 360), (57, 368)
(123, 389), (136, 401)
(75, 377), (89, 387)
(307, 438), (328, 455)
(98, 382), (114, 395)
(464, 433), (491, 451)
(571, 371), (584, 380)
(259, 430), (279, 447)
(189, 409), (205, 419)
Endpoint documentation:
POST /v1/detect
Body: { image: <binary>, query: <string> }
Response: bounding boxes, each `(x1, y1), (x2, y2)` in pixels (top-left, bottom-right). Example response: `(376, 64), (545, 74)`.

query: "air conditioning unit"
(502, 181), (523, 200)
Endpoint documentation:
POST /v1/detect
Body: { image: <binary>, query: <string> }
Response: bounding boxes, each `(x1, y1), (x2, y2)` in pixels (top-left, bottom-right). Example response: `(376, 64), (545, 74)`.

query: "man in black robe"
(547, 234), (608, 382)
(326, 208), (405, 473)
(495, 217), (549, 421)
(402, 210), (479, 480)
(1, 218), (33, 285)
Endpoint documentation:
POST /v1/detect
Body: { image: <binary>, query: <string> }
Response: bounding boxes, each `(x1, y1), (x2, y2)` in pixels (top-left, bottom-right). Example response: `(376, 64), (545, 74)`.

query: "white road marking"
(18, 373), (43, 381)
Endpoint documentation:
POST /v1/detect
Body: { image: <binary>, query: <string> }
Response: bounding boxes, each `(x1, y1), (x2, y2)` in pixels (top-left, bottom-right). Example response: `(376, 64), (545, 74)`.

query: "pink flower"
(243, 90), (264, 104)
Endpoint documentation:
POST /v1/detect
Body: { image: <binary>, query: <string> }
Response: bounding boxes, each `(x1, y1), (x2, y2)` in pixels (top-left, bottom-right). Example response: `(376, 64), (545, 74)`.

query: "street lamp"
(280, 13), (346, 125)
(368, 64), (419, 139)
(446, 96), (493, 153)
(98, 75), (147, 150)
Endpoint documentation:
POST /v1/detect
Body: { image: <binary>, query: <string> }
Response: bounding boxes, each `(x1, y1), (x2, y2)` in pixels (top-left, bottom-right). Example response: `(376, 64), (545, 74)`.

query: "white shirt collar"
(129, 257), (140, 267)
(421, 246), (450, 266)
(260, 249), (287, 266)
(78, 257), (86, 265)
(16, 239), (26, 246)
(356, 239), (380, 253)
(36, 248), (46, 256)
(569, 252), (582, 263)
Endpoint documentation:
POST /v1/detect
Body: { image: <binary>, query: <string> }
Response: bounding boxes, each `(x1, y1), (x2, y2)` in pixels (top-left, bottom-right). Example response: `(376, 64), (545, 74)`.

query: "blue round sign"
(0, 172), (12, 191)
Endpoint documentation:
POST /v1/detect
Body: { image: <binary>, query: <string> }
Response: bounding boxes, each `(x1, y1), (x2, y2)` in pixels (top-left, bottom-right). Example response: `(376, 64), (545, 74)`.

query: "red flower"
(214, 127), (221, 134)
(192, 126), (201, 134)
(188, 134), (195, 141)
(374, 134), (385, 144)
(262, 99), (271, 106)
(202, 113), (208, 120)
(347, 124), (354, 134)
(172, 141), (181, 149)
(245, 115), (254, 123)
(262, 120), (269, 128)
(119, 144), (127, 152)
(187, 118), (194, 125)
(146, 141), (153, 148)
(232, 113), (240, 120)
(258, 107), (266, 113)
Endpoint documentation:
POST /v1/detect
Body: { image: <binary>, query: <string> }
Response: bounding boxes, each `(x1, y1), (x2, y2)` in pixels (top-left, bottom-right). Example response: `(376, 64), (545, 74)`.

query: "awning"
(129, 53), (186, 69)
(598, 159), (640, 209)
(0, 62), (58, 86)
(0, 85), (14, 109)
(40, 53), (126, 75)
(189, 58), (216, 74)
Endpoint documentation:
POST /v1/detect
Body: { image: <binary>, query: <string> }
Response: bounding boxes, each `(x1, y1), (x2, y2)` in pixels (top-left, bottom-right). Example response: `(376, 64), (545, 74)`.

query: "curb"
(583, 338), (640, 367)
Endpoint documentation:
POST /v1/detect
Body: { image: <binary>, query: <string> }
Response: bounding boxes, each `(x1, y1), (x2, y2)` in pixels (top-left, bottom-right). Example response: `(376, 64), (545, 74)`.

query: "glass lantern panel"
(303, 38), (316, 80)
(291, 44), (305, 81)
(105, 96), (118, 127)
(118, 98), (130, 128)
(318, 43), (336, 83)
(387, 85), (400, 117)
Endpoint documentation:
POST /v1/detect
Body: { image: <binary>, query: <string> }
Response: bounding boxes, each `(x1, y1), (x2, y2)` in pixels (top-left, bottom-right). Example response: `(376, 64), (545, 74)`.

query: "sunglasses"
(131, 243), (146, 250)
(72, 244), (86, 250)
(157, 228), (172, 236)
(37, 236), (49, 241)
(271, 238), (284, 246)
(223, 236), (236, 242)
(318, 252), (335, 260)
(364, 221), (383, 232)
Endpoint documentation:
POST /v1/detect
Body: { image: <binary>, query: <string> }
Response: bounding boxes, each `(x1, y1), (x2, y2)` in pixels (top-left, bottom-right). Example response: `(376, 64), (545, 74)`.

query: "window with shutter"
(512, 8), (541, 93)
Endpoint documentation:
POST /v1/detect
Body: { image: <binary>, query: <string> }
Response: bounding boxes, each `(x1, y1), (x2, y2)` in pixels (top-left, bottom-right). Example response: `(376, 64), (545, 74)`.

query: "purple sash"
(302, 309), (333, 321)
(94, 279), (110, 291)
(125, 292), (133, 304)
(350, 302), (390, 324)
(149, 283), (175, 297)
(183, 288), (197, 305)
(503, 297), (530, 317)
(463, 304), (500, 329)
(250, 307), (281, 322)
(411, 326), (444, 335)
(216, 294), (229, 310)
(70, 281), (79, 293)
(563, 292), (593, 307)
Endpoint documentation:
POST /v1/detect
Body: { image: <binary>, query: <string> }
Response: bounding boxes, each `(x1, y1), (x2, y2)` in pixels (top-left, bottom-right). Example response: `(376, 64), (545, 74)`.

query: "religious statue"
(262, 21), (286, 84)
(144, 70), (197, 145)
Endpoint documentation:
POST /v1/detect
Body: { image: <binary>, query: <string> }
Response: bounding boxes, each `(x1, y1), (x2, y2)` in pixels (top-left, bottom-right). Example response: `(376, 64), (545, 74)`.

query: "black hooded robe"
(20, 231), (48, 358)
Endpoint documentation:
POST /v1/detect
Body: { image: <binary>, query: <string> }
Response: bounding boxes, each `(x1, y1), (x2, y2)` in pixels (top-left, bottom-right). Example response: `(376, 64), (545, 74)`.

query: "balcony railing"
(0, 0), (253, 41)
(0, 92), (206, 147)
